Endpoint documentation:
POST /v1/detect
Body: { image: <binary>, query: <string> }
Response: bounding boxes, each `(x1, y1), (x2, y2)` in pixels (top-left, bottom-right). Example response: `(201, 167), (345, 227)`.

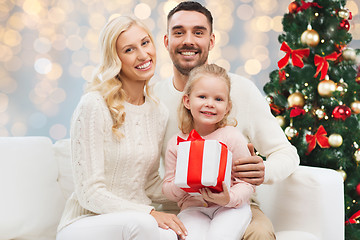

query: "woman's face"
(116, 24), (156, 83)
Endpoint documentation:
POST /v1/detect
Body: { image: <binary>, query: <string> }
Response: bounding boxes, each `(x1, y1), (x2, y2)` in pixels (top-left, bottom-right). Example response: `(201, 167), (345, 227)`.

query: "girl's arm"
(162, 136), (205, 209)
(162, 136), (190, 205)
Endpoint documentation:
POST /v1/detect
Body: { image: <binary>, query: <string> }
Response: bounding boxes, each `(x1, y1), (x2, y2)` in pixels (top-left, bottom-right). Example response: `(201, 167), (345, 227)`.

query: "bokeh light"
(0, 0), (358, 141)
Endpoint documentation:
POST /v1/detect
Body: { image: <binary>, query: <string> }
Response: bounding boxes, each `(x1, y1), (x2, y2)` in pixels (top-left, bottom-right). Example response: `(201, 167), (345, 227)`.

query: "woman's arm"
(71, 92), (154, 214)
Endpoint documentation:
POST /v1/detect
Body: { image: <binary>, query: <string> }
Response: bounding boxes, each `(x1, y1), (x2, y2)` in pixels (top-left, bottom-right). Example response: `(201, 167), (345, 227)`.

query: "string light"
(0, 0), (359, 140)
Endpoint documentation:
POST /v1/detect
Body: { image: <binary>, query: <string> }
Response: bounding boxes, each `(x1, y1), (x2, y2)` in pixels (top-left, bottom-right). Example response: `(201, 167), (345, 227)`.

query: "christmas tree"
(263, 0), (360, 239)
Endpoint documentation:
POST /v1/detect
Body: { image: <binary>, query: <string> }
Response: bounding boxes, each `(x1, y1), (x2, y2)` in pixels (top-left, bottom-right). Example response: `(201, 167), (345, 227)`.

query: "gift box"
(174, 129), (232, 195)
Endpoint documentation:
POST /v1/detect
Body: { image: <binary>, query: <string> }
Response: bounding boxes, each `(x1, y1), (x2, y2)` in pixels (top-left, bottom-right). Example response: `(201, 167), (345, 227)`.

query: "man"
(154, 1), (300, 239)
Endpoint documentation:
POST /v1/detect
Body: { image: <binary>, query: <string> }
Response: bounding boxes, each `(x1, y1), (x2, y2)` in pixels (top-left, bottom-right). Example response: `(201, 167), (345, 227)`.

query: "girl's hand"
(200, 182), (230, 206)
(150, 210), (187, 239)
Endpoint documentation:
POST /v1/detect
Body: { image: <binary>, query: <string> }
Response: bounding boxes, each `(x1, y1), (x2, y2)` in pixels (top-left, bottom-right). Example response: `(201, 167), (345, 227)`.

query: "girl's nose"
(205, 99), (214, 107)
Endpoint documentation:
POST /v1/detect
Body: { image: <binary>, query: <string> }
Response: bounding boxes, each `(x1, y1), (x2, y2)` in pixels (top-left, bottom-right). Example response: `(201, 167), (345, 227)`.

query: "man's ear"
(183, 94), (191, 110)
(209, 33), (215, 51)
(164, 34), (169, 50)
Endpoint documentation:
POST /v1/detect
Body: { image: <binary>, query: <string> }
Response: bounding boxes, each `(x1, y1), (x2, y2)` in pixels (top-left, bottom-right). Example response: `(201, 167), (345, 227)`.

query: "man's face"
(164, 10), (215, 76)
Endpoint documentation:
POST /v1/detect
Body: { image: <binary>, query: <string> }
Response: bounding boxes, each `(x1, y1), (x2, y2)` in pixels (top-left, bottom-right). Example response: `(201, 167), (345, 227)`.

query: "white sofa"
(0, 136), (344, 240)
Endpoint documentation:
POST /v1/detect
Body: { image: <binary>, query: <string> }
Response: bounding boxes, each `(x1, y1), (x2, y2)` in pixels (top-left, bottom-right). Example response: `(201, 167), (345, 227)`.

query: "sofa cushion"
(0, 137), (65, 240)
(276, 230), (319, 240)
(54, 138), (74, 200)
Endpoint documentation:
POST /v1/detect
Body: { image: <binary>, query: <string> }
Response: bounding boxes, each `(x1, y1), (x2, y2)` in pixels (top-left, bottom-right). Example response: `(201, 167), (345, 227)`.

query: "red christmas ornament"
(339, 19), (350, 31)
(288, 1), (300, 13)
(356, 183), (360, 196)
(332, 105), (351, 120)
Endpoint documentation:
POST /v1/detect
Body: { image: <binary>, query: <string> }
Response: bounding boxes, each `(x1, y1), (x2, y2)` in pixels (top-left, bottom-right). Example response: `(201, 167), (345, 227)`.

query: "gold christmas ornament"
(317, 79), (336, 97)
(354, 149), (360, 163)
(287, 92), (305, 107)
(276, 116), (286, 127)
(313, 108), (326, 119)
(336, 169), (347, 181)
(328, 133), (343, 147)
(342, 48), (357, 61)
(335, 79), (348, 95)
(351, 101), (360, 114)
(301, 25), (320, 47)
(266, 95), (274, 104)
(284, 126), (298, 139)
(338, 9), (350, 19)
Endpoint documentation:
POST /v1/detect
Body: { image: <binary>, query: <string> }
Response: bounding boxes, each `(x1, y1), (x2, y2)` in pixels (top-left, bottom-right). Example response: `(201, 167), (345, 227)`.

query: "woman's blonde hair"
(87, 16), (155, 138)
(178, 64), (237, 134)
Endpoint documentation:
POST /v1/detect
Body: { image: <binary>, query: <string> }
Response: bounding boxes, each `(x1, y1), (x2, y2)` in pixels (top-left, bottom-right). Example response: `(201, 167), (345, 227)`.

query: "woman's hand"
(150, 210), (187, 239)
(200, 182), (230, 206)
(232, 143), (265, 186)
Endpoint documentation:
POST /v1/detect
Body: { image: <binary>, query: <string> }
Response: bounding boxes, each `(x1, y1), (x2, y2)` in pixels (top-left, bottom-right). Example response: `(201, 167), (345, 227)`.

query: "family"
(56, 1), (299, 240)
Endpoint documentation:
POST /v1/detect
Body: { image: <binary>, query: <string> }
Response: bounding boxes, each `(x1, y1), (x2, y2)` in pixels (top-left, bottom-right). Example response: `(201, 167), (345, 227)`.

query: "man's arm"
(232, 143), (265, 186)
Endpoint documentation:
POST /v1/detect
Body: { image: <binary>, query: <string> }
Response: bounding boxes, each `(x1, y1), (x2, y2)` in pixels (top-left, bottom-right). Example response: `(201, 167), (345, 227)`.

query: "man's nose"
(183, 33), (194, 45)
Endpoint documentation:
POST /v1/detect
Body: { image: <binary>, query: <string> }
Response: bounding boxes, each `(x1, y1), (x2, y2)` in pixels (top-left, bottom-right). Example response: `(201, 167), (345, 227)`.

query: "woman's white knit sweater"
(57, 91), (169, 232)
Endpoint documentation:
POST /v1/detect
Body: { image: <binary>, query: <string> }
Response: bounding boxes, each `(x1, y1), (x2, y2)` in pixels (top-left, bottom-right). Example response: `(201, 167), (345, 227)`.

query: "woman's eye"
(142, 40), (150, 46)
(125, 48), (133, 53)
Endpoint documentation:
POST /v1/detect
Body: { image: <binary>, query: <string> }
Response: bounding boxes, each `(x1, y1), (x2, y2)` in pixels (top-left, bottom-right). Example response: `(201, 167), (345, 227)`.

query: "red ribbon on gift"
(305, 125), (330, 153)
(290, 107), (306, 117)
(278, 42), (310, 69)
(177, 129), (203, 144)
(314, 52), (340, 80)
(177, 129), (229, 193)
(296, 0), (323, 13)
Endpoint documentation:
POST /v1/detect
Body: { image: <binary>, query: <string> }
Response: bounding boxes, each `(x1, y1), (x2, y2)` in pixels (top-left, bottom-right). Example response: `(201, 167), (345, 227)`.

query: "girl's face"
(116, 24), (156, 83)
(183, 75), (230, 136)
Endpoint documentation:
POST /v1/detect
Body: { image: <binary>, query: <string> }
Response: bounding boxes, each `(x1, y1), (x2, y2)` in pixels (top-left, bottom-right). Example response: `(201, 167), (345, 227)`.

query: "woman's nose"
(137, 48), (148, 60)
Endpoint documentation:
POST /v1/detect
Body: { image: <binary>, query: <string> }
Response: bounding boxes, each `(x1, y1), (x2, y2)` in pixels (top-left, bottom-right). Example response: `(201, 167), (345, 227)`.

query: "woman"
(56, 16), (187, 240)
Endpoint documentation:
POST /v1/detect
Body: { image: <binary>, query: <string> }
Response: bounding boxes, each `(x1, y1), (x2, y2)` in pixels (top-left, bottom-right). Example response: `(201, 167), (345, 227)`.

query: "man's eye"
(194, 31), (203, 35)
(174, 31), (183, 35)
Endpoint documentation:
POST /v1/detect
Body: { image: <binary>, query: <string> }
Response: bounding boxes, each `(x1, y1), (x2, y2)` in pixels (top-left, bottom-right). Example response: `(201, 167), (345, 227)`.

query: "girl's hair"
(87, 16), (155, 138)
(178, 64), (237, 134)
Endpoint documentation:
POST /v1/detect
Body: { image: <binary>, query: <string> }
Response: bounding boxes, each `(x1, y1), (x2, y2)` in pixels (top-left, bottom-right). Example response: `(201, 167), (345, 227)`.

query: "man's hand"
(200, 182), (230, 206)
(232, 143), (265, 186)
(150, 210), (187, 239)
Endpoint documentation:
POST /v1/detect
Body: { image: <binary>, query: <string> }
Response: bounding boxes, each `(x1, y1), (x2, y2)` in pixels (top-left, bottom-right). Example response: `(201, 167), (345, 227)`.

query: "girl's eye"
(199, 95), (205, 99)
(216, 97), (223, 101)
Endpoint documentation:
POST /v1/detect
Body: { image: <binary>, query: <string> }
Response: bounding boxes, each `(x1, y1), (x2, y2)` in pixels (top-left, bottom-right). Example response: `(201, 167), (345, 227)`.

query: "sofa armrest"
(0, 137), (65, 240)
(256, 165), (344, 240)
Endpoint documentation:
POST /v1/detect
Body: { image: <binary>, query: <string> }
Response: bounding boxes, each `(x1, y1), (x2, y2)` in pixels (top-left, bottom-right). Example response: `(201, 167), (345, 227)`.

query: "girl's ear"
(183, 94), (191, 110)
(226, 100), (232, 114)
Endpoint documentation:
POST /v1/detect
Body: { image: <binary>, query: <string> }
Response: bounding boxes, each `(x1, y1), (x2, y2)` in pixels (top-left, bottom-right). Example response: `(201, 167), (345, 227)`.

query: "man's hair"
(167, 1), (213, 33)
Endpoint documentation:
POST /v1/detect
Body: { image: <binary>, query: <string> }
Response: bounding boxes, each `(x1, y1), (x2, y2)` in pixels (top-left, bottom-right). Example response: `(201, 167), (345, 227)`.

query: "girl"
(56, 16), (186, 240)
(162, 64), (255, 240)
